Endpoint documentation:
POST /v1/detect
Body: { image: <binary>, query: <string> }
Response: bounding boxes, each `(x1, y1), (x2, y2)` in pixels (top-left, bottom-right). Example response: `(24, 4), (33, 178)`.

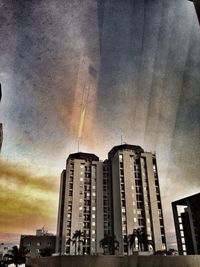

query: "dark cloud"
(0, 0), (200, 246)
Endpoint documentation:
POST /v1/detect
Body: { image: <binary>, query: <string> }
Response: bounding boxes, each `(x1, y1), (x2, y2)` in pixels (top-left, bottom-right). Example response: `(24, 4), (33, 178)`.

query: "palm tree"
(128, 229), (137, 254)
(99, 234), (119, 255)
(4, 246), (29, 267)
(140, 229), (154, 252)
(72, 230), (84, 255)
(129, 228), (154, 252)
(76, 230), (84, 255)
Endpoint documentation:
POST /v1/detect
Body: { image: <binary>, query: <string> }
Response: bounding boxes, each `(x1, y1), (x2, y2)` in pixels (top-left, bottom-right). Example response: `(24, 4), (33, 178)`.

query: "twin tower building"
(56, 144), (166, 255)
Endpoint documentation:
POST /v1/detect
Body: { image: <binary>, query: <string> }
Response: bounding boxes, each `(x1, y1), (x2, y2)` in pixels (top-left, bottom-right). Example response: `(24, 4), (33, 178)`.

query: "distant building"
(20, 229), (56, 258)
(172, 193), (200, 255)
(56, 144), (166, 255)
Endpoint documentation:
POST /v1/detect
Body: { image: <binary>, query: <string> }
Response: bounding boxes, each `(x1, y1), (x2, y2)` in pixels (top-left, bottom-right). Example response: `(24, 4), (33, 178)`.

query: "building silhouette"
(172, 193), (200, 255)
(56, 145), (166, 255)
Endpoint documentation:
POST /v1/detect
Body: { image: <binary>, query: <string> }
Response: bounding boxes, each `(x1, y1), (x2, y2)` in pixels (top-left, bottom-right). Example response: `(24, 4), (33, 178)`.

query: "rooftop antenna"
(121, 135), (123, 145)
(78, 139), (80, 152)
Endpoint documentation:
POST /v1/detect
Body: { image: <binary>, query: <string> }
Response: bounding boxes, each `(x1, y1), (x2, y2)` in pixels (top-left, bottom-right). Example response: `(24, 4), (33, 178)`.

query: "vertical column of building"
(110, 151), (124, 255)
(95, 161), (104, 254)
(82, 160), (91, 255)
(66, 158), (76, 255)
(123, 151), (138, 255)
(102, 160), (113, 237)
(139, 157), (152, 247)
(141, 152), (166, 251)
(56, 170), (66, 254)
(186, 199), (198, 254)
(133, 156), (146, 233)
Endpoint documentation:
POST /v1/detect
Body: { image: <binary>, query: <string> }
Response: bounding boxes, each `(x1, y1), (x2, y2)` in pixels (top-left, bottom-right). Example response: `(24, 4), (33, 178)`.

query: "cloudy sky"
(0, 0), (200, 247)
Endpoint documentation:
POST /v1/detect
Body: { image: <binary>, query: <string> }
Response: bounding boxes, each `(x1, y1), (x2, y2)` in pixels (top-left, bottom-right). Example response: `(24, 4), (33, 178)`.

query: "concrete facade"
(56, 145), (166, 255)
(27, 255), (200, 267)
(172, 193), (200, 255)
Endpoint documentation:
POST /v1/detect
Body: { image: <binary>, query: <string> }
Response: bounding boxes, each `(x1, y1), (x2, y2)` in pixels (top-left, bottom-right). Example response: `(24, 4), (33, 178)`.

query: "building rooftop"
(67, 152), (99, 162)
(172, 192), (200, 206)
(108, 144), (144, 159)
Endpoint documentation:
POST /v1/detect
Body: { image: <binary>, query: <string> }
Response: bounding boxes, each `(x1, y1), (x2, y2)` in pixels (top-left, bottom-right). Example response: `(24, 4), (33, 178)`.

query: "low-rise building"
(20, 229), (56, 258)
(172, 193), (200, 255)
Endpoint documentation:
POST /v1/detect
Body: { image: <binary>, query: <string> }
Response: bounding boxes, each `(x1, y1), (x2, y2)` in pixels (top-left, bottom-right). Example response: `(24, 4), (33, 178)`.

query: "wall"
(27, 255), (200, 267)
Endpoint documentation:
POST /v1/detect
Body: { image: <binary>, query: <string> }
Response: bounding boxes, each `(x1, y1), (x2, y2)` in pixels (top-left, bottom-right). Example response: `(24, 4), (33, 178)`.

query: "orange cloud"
(0, 160), (59, 242)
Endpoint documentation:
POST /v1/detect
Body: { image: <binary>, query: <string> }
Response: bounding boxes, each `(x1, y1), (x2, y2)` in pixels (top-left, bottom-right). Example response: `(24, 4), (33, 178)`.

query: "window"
(68, 205), (72, 211)
(136, 187), (142, 193)
(137, 202), (143, 209)
(92, 222), (95, 226)
(161, 227), (165, 235)
(122, 207), (126, 213)
(138, 219), (144, 226)
(157, 195), (161, 202)
(136, 195), (142, 201)
(160, 219), (164, 226)
(37, 242), (41, 246)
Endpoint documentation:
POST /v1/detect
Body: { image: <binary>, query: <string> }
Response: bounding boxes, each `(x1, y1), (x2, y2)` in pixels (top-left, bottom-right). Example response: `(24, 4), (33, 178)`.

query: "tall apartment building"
(56, 145), (166, 255)
(108, 145), (166, 254)
(172, 193), (200, 255)
(56, 152), (104, 255)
